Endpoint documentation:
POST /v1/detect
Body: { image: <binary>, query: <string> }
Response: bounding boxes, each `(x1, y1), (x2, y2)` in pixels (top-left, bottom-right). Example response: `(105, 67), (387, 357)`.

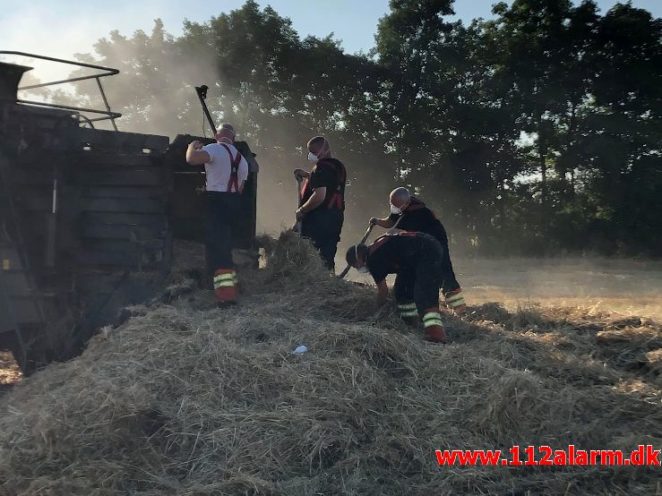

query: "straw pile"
(0, 232), (660, 495)
(0, 352), (21, 391)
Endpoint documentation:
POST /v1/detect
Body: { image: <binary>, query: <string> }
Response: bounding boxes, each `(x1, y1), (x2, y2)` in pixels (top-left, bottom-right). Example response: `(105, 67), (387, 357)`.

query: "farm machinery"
(0, 52), (258, 373)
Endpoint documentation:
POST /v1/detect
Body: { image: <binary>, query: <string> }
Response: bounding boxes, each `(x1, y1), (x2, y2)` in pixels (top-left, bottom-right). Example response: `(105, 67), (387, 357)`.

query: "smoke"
(3, 12), (399, 251)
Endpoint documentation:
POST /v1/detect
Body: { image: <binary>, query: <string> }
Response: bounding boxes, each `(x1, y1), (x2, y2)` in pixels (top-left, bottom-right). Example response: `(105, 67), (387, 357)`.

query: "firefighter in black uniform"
(370, 187), (466, 314)
(294, 136), (346, 271)
(345, 232), (448, 343)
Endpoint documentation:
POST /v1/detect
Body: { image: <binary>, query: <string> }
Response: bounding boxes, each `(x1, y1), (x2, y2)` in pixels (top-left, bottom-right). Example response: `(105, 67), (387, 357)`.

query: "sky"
(1, 0), (661, 80)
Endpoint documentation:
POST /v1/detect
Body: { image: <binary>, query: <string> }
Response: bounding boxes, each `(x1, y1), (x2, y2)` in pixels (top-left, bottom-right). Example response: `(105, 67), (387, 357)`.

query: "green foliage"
(73, 0), (662, 256)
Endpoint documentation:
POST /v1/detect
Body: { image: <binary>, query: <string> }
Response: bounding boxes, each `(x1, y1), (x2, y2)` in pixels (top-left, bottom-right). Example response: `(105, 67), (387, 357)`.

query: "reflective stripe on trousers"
(445, 290), (465, 308)
(397, 302), (418, 318)
(214, 268), (237, 302)
(422, 311), (444, 328)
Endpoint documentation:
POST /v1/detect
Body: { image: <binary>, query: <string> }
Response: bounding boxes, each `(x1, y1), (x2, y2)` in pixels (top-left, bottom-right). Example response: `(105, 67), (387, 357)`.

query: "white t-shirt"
(202, 142), (249, 192)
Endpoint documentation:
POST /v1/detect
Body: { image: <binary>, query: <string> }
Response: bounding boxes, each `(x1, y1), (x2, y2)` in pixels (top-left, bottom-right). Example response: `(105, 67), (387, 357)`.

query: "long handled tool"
(195, 85), (217, 135)
(337, 213), (406, 279)
(193, 84), (216, 194)
(293, 174), (304, 233)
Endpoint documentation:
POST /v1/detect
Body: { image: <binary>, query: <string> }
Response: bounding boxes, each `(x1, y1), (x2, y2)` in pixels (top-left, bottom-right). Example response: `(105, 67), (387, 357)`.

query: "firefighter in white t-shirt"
(186, 124), (249, 305)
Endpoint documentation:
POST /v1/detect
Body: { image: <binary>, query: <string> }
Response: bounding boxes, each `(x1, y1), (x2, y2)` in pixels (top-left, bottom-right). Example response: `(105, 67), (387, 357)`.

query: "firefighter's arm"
(186, 141), (211, 165)
(375, 279), (389, 305)
(238, 157), (249, 193)
(297, 187), (326, 218)
(294, 168), (310, 180)
(370, 217), (396, 229)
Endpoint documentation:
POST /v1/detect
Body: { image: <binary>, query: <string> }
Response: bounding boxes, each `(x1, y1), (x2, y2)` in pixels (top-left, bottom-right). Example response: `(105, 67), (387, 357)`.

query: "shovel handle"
(293, 175), (304, 233)
(338, 264), (351, 279)
(358, 223), (375, 244)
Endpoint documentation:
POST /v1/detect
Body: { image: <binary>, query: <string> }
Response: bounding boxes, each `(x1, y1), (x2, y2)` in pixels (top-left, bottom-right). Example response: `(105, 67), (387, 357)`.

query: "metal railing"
(0, 51), (122, 130)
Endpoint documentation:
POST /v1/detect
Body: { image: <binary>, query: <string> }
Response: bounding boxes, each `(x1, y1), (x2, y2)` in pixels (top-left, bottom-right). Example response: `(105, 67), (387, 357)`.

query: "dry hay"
(0, 351), (21, 392)
(0, 232), (661, 496)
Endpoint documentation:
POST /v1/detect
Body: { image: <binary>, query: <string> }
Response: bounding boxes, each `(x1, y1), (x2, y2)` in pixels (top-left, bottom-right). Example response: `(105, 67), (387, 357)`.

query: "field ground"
(456, 257), (662, 321)
(345, 256), (662, 320)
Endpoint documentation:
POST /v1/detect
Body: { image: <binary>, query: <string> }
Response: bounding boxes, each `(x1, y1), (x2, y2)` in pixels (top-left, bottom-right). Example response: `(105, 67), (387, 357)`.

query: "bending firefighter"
(370, 187), (466, 313)
(345, 232), (448, 343)
(293, 136), (347, 271)
(186, 124), (249, 306)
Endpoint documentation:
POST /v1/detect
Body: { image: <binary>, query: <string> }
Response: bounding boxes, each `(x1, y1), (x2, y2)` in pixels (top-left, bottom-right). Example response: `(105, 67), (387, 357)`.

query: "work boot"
(424, 325), (447, 343)
(213, 268), (238, 304)
(422, 309), (448, 343)
(444, 288), (466, 315)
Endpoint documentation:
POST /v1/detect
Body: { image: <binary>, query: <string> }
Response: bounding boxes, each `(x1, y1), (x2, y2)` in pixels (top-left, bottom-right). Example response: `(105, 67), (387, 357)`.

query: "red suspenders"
(369, 232), (419, 254)
(300, 160), (346, 209)
(326, 160), (346, 210)
(369, 235), (391, 254)
(220, 144), (242, 193)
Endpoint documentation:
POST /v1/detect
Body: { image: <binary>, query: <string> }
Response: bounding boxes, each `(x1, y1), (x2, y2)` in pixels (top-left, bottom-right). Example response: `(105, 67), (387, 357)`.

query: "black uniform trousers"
(206, 191), (241, 275)
(393, 235), (445, 313)
(440, 240), (460, 295)
(301, 208), (344, 271)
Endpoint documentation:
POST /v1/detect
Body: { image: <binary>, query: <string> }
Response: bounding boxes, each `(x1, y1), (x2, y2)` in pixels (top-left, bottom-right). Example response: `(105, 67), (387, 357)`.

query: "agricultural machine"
(0, 52), (259, 373)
